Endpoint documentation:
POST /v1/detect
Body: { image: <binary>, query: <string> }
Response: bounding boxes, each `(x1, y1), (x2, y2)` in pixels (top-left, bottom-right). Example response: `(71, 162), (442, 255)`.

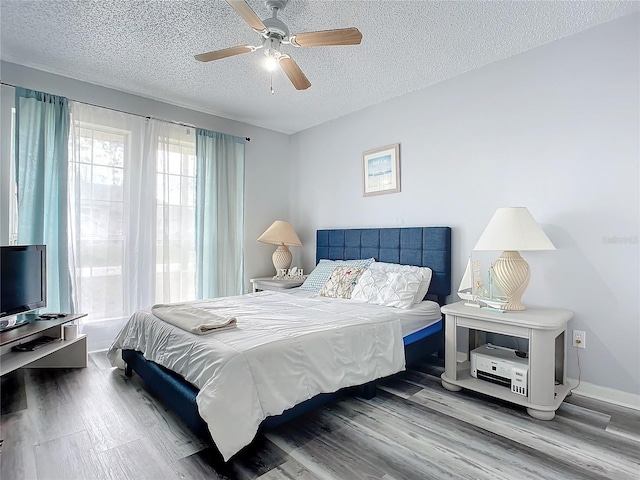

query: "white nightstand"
(440, 301), (573, 420)
(250, 277), (306, 293)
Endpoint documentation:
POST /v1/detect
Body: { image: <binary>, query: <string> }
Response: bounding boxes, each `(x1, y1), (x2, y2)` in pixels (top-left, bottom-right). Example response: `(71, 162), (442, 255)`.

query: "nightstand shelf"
(443, 360), (571, 411)
(250, 277), (306, 293)
(440, 302), (573, 420)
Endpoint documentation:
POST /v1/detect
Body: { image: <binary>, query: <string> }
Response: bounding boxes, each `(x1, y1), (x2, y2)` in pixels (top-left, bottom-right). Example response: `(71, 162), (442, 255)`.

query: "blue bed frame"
(123, 226), (451, 451)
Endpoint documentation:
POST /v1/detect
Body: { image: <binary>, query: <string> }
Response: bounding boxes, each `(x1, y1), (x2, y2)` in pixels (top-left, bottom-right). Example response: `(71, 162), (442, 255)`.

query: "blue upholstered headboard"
(316, 227), (452, 305)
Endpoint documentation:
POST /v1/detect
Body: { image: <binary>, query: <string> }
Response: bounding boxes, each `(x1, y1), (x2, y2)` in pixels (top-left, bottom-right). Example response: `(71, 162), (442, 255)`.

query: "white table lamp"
(257, 220), (302, 274)
(474, 207), (555, 311)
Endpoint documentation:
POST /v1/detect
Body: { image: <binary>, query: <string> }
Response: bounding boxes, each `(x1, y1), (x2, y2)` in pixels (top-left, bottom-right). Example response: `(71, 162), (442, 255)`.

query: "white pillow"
(351, 269), (423, 309)
(370, 262), (432, 304)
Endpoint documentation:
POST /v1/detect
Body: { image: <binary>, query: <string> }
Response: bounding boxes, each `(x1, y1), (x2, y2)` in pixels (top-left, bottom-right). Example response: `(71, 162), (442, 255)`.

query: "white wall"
(290, 14), (640, 396)
(0, 61), (292, 291)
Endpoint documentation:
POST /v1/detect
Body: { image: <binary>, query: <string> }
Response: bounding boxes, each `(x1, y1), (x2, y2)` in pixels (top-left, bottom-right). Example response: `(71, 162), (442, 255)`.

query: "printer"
(470, 344), (529, 396)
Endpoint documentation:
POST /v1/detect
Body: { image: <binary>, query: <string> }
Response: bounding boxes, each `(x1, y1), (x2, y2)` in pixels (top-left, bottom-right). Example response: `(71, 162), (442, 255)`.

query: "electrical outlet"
(572, 330), (586, 349)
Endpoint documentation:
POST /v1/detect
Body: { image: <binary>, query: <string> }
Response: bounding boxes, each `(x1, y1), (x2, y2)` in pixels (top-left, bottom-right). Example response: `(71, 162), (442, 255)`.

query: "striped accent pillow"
(300, 258), (375, 292)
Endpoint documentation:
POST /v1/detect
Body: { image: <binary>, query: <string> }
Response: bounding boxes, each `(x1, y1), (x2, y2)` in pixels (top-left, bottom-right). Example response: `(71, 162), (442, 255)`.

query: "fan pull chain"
(270, 73), (275, 95)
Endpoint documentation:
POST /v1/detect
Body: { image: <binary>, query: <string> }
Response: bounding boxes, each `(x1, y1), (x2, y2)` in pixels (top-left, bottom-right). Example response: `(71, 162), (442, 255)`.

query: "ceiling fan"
(195, 0), (363, 91)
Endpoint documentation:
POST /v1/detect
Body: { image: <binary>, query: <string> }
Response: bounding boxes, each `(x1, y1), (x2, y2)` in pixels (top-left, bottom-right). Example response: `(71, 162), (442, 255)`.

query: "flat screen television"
(0, 244), (47, 332)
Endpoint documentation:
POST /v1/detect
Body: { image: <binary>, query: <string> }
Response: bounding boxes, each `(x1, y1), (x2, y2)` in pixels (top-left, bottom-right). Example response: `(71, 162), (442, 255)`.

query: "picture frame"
(362, 143), (400, 197)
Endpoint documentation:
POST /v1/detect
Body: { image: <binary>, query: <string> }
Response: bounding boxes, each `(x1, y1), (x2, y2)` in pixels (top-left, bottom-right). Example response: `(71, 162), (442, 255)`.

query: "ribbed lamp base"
(272, 244), (293, 273)
(492, 251), (530, 311)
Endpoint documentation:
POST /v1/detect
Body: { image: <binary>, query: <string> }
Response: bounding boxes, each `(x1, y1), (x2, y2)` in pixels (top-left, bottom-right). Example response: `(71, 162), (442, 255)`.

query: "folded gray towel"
(151, 303), (237, 335)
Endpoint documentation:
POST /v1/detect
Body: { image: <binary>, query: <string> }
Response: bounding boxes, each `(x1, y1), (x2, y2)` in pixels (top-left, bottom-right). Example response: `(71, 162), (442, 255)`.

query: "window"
(11, 97), (244, 330)
(69, 105), (198, 323)
(155, 129), (197, 303)
(70, 122), (128, 321)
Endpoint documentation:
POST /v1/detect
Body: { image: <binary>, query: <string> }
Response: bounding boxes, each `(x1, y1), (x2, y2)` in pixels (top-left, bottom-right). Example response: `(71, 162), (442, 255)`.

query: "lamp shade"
(473, 207), (555, 252)
(257, 220), (302, 246)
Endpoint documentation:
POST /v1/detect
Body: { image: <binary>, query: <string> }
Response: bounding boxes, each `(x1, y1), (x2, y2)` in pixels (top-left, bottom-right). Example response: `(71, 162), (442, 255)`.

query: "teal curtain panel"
(14, 87), (73, 313)
(195, 129), (245, 299)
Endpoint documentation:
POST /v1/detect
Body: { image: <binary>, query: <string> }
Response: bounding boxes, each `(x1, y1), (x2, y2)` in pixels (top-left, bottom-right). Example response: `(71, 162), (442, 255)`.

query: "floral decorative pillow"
(318, 266), (367, 299)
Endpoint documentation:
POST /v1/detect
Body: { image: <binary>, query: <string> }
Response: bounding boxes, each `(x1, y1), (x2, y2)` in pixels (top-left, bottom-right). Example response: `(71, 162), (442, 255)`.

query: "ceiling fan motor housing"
(262, 0), (290, 39)
(262, 17), (289, 39)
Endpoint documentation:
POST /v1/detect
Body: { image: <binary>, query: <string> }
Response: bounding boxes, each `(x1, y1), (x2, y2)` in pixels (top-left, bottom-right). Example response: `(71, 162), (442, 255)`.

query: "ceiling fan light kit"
(195, 0), (362, 91)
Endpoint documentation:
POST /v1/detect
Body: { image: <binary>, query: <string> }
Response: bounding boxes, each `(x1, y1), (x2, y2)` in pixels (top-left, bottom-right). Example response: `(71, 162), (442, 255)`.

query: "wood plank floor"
(1, 353), (638, 480)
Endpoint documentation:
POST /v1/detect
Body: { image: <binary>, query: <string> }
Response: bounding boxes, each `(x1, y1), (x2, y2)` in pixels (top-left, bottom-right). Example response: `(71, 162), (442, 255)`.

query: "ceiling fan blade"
(290, 27), (362, 47)
(278, 55), (311, 90)
(195, 45), (255, 62)
(226, 0), (267, 33)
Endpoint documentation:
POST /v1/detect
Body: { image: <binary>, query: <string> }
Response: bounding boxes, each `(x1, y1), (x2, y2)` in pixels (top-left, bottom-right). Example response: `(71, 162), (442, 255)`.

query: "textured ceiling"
(1, 1), (638, 134)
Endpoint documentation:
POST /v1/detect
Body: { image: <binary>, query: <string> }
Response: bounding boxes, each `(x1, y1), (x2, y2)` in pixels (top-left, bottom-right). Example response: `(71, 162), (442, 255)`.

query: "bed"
(111, 226), (451, 460)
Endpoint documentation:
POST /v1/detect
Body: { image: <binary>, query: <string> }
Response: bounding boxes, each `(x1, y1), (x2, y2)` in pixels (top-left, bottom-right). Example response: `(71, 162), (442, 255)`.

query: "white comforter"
(107, 291), (406, 460)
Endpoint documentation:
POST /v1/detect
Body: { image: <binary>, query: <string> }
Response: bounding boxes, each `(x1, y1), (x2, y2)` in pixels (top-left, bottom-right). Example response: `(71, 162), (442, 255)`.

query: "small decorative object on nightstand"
(457, 257), (482, 307)
(250, 277), (306, 293)
(274, 266), (305, 280)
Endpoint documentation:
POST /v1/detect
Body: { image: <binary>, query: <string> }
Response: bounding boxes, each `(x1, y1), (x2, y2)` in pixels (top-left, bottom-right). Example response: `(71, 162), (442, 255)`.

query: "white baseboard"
(566, 378), (640, 411)
(88, 347), (109, 354)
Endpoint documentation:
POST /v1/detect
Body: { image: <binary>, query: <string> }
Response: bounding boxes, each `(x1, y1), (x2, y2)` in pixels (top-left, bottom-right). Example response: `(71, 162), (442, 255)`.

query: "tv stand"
(0, 314), (87, 376)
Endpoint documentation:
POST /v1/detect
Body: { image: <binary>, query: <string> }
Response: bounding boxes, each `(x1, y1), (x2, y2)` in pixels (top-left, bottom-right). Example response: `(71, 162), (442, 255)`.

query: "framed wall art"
(362, 143), (400, 197)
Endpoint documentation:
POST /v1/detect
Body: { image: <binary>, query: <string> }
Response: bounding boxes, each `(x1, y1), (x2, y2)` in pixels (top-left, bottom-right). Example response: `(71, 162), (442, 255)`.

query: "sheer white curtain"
(69, 102), (144, 321)
(150, 120), (197, 304)
(68, 103), (197, 323)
